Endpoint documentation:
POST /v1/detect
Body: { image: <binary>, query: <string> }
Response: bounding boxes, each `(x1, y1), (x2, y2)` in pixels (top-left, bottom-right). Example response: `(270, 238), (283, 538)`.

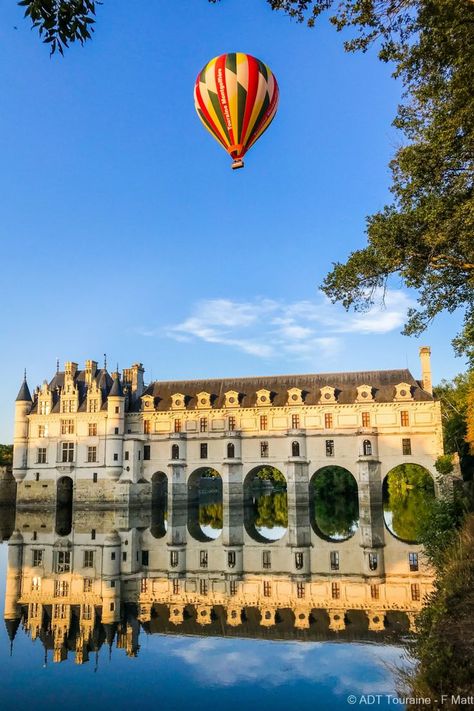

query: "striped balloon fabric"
(194, 52), (279, 169)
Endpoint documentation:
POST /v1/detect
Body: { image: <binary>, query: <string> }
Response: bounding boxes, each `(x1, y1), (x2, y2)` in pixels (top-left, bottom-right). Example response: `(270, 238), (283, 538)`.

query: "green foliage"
(199, 502), (223, 530)
(311, 466), (359, 538)
(254, 491), (288, 530)
(0, 445), (13, 467)
(434, 454), (453, 476)
(383, 464), (435, 542)
(414, 491), (469, 568)
(18, 0), (99, 55)
(434, 372), (474, 480)
(253, 466), (286, 486)
(402, 511), (474, 705)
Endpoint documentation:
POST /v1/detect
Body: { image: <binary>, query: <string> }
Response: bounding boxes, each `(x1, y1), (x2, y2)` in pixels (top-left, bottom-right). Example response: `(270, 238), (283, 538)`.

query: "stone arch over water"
(55, 476), (73, 536)
(243, 466), (288, 543)
(310, 466), (359, 542)
(187, 467), (223, 542)
(151, 472), (168, 539)
(383, 463), (435, 543)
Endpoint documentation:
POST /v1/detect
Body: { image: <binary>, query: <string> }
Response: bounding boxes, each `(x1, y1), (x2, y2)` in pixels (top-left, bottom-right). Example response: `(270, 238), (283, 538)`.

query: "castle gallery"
(4, 347), (443, 659)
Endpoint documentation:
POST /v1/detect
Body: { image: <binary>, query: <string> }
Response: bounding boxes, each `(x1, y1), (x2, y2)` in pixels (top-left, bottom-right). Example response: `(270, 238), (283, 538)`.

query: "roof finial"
(116, 362), (119, 375)
(56, 358), (59, 374)
(104, 353), (107, 370)
(23, 368), (27, 382)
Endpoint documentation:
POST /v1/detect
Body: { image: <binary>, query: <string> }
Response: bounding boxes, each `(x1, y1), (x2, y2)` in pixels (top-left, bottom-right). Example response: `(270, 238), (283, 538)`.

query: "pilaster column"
(357, 457), (386, 577)
(285, 460), (311, 571)
(167, 461), (187, 572)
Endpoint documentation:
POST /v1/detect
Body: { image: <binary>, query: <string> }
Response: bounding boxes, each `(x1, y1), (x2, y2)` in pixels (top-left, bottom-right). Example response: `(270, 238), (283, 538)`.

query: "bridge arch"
(309, 466), (359, 542)
(243, 466), (288, 543)
(383, 463), (435, 543)
(187, 467), (223, 543)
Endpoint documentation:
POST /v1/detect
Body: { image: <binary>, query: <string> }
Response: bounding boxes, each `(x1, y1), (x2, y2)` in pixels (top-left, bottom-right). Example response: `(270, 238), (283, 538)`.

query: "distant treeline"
(0, 444), (12, 467)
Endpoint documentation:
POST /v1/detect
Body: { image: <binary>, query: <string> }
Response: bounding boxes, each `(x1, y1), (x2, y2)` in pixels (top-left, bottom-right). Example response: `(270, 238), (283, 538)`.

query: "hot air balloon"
(194, 52), (279, 170)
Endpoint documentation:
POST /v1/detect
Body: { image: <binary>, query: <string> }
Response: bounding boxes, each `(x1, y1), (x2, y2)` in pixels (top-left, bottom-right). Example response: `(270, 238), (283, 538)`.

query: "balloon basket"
(231, 159), (244, 170)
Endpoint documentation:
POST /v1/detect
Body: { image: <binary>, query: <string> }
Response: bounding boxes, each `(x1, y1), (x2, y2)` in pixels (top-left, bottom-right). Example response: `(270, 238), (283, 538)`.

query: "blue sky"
(0, 0), (464, 440)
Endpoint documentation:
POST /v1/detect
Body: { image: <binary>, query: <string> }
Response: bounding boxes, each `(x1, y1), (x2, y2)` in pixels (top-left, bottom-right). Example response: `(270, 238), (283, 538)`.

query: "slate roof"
(141, 368), (432, 410)
(16, 378), (32, 402)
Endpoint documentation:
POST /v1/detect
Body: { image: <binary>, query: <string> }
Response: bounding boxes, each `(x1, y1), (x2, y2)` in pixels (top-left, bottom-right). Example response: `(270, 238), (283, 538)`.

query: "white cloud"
(160, 289), (414, 363)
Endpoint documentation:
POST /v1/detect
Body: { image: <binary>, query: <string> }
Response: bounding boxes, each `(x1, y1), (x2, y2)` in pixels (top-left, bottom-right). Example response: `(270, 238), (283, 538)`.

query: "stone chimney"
(84, 360), (98, 385)
(64, 361), (78, 379)
(123, 363), (145, 400)
(419, 346), (433, 395)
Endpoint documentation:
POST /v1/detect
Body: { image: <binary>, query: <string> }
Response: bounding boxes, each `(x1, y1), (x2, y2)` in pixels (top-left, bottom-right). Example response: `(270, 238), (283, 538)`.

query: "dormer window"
(224, 390), (240, 408)
(356, 384), (373, 402)
(287, 387), (303, 405)
(319, 386), (336, 404)
(141, 395), (155, 411)
(171, 393), (186, 410)
(196, 391), (211, 409)
(256, 389), (272, 406)
(394, 382), (413, 401)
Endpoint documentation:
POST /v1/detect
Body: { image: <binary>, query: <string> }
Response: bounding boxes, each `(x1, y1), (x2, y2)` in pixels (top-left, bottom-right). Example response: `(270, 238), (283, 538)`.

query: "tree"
(0, 445), (13, 467)
(17, 1), (99, 55)
(434, 372), (474, 481)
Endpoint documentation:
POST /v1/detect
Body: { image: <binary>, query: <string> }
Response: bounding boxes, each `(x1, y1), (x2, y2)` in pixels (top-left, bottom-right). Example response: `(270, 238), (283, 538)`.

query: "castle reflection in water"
(1, 478), (433, 665)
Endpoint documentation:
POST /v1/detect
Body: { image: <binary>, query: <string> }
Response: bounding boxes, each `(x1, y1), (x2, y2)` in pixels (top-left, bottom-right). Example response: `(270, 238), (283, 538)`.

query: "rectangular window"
(200, 550), (208, 568)
(331, 582), (340, 600)
(54, 604), (67, 619)
(91, 529), (96, 540)
(39, 401), (50, 415)
(172, 579), (180, 595)
(230, 580), (237, 596)
(324, 413), (333, 429)
(113, 453), (119, 461)
(115, 406), (119, 414)
(296, 582), (305, 599)
(263, 581), (271, 597)
(402, 438), (412, 455)
(362, 412), (370, 427)
(88, 399), (98, 413)
(330, 551), (339, 571)
(31, 576), (41, 591)
(170, 550), (178, 568)
(54, 580), (69, 597)
(260, 415), (268, 431)
(262, 551), (271, 569)
(295, 552), (303, 570)
(93, 472), (98, 483)
(291, 414), (300, 429)
(61, 442), (74, 463)
(411, 583), (420, 601)
(38, 424), (48, 438)
(371, 584), (379, 600)
(122, 551), (127, 562)
(143, 445), (151, 461)
(55, 551), (71, 573)
(82, 605), (93, 621)
(83, 550), (94, 568)
(228, 551), (236, 568)
(32, 549), (43, 567)
(409, 552), (419, 571)
(61, 419), (74, 435)
(401, 410), (409, 427)
(88, 422), (97, 437)
(174, 419), (181, 433)
(111, 552), (116, 561)
(200, 417), (208, 432)
(260, 441), (269, 458)
(200, 579), (208, 596)
(141, 550), (149, 566)
(62, 400), (76, 414)
(143, 420), (151, 434)
(114, 427), (119, 435)
(140, 578), (148, 593)
(200, 443), (208, 459)
(228, 416), (236, 431)
(368, 553), (378, 571)
(37, 448), (47, 464)
(124, 451), (129, 460)
(325, 439), (335, 457)
(87, 446), (97, 463)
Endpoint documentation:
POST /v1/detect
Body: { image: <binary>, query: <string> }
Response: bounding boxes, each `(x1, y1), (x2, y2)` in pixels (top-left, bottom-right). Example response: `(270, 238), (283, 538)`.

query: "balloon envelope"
(194, 52), (279, 168)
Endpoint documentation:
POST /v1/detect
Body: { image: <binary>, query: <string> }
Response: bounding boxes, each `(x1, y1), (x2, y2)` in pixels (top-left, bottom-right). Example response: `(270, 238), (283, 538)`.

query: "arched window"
(171, 444), (179, 460)
(291, 441), (300, 457)
(295, 552), (303, 570)
(368, 553), (378, 571)
(227, 442), (235, 458)
(363, 440), (372, 456)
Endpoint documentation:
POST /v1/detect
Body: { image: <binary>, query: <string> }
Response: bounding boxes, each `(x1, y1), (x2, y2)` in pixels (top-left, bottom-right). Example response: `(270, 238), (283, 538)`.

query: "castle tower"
(105, 373), (125, 481)
(13, 375), (32, 482)
(101, 531), (122, 624)
(4, 530), (23, 653)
